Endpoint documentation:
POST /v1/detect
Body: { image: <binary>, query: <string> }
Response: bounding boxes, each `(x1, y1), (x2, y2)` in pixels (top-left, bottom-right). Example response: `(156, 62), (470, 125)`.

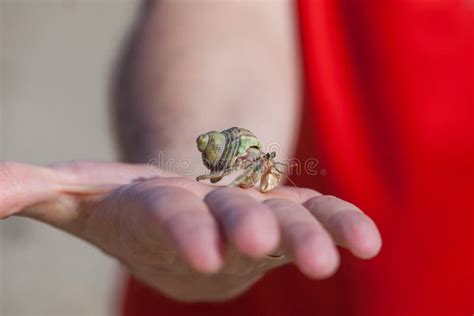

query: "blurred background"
(1, 1), (138, 315)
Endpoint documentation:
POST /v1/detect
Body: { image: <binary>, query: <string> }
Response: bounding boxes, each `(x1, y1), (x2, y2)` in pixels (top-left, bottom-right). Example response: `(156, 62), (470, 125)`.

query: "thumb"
(51, 160), (172, 187)
(0, 161), (60, 218)
(0, 160), (169, 219)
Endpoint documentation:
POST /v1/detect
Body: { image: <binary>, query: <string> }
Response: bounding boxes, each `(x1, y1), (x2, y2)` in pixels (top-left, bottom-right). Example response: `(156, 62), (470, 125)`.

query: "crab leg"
(196, 157), (246, 183)
(229, 162), (265, 189)
(196, 167), (235, 183)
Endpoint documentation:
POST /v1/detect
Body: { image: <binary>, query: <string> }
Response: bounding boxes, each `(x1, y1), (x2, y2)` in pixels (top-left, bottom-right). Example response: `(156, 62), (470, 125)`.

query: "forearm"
(113, 0), (301, 170)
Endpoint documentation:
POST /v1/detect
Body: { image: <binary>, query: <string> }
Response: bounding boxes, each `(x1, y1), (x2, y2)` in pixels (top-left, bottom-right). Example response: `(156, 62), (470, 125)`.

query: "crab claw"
(259, 170), (281, 193)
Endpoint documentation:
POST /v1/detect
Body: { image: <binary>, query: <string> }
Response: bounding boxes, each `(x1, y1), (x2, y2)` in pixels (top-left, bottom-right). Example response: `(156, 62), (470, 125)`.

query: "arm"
(0, 0), (381, 304)
(113, 0), (301, 166)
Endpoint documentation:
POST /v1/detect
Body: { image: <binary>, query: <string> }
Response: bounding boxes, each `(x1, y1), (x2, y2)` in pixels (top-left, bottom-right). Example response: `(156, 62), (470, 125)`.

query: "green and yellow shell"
(196, 127), (261, 172)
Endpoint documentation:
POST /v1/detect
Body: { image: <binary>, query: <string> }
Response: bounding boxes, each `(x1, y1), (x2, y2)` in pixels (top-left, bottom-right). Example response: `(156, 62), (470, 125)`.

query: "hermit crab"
(196, 127), (285, 192)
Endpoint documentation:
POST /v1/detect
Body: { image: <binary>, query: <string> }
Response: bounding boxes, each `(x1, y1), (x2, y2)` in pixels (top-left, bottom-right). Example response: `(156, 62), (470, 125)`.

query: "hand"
(0, 161), (381, 302)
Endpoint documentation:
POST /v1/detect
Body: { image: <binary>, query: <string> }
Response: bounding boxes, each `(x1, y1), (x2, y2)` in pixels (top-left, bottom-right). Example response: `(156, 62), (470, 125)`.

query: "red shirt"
(122, 1), (473, 315)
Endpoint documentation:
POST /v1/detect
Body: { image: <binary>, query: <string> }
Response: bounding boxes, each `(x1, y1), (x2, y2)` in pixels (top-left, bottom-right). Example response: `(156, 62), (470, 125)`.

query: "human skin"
(0, 1), (381, 302)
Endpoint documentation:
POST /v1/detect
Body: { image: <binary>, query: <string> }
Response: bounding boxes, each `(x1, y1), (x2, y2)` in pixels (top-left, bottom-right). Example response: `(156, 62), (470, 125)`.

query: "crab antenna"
(283, 173), (302, 201)
(269, 160), (301, 200)
(274, 161), (299, 171)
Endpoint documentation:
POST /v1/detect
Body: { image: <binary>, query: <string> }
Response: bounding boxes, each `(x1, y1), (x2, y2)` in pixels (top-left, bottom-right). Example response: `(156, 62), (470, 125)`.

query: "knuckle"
(315, 195), (341, 205)
(297, 188), (322, 201)
(328, 211), (371, 235)
(163, 212), (213, 238)
(287, 221), (323, 242)
(50, 160), (87, 174)
(264, 198), (294, 207)
(306, 195), (361, 213)
(207, 186), (238, 197)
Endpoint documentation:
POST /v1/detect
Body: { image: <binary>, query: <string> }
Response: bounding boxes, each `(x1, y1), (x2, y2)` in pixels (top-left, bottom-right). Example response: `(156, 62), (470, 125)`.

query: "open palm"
(0, 161), (381, 301)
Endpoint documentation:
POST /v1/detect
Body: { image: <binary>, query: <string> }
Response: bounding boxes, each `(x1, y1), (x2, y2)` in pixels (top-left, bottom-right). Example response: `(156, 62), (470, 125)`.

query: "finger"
(54, 163), (217, 200)
(0, 162), (59, 218)
(264, 186), (322, 203)
(0, 160), (170, 217)
(264, 198), (339, 279)
(134, 184), (223, 273)
(51, 161), (173, 187)
(204, 187), (279, 258)
(304, 195), (382, 259)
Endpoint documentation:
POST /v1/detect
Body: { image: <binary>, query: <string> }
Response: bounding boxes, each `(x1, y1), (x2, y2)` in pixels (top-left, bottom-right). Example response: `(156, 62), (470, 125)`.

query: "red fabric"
(122, 1), (473, 315)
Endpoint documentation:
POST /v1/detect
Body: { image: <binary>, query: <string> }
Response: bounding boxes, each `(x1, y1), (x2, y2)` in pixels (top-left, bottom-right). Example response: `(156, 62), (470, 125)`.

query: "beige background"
(1, 1), (138, 315)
